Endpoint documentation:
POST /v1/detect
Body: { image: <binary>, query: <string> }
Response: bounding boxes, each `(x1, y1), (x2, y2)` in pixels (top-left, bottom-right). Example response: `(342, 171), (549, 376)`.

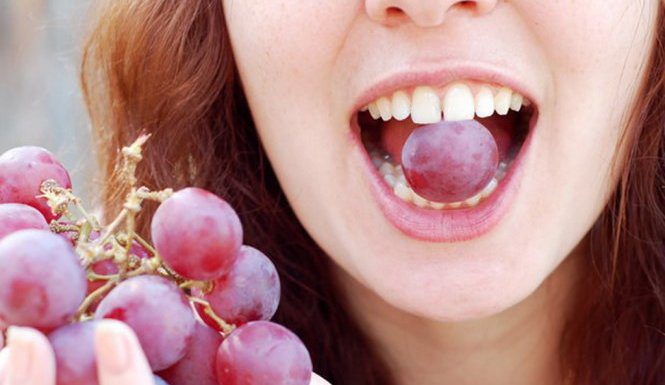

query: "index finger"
(94, 321), (154, 385)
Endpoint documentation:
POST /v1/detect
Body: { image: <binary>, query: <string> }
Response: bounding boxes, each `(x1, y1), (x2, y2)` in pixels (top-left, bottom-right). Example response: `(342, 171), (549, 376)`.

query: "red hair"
(81, 1), (664, 384)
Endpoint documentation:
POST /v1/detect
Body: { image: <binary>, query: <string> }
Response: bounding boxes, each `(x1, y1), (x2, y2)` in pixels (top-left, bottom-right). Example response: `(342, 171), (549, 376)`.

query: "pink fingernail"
(96, 322), (131, 373)
(6, 328), (33, 383)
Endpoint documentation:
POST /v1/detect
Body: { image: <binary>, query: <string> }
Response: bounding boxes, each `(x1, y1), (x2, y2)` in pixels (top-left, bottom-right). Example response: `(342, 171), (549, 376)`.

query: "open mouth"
(355, 82), (537, 211)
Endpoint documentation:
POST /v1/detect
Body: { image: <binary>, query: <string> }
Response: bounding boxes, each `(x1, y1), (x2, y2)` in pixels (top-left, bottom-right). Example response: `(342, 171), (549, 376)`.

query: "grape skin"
(402, 120), (499, 203)
(216, 321), (312, 385)
(0, 147), (72, 221)
(48, 321), (99, 385)
(158, 323), (224, 385)
(94, 275), (196, 371)
(202, 246), (281, 326)
(151, 188), (243, 281)
(0, 203), (49, 241)
(0, 230), (86, 330)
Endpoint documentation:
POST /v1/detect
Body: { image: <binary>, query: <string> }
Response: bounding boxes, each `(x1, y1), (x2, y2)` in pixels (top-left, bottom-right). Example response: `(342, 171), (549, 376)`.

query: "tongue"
(399, 120), (499, 203)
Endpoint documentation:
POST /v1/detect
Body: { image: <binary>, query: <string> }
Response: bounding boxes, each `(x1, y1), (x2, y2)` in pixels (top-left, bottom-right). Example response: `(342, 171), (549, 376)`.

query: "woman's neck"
(337, 242), (585, 385)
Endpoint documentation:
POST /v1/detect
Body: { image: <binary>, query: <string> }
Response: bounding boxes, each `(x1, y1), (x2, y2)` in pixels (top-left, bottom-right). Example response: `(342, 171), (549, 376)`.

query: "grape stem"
(75, 279), (117, 320)
(40, 135), (234, 336)
(188, 297), (236, 335)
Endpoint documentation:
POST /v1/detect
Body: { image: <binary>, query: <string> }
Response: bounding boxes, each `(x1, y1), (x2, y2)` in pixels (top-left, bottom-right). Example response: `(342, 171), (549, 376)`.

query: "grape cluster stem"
(39, 135), (236, 333)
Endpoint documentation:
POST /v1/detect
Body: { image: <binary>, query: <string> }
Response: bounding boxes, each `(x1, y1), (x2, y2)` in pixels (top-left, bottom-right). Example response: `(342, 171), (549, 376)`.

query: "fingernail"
(6, 328), (34, 383)
(95, 321), (131, 373)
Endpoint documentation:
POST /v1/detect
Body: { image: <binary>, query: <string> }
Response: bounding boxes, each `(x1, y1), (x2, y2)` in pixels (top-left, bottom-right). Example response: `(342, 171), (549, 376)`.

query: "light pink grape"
(202, 246), (280, 326)
(158, 323), (224, 385)
(0, 146), (72, 221)
(48, 321), (99, 385)
(94, 275), (196, 371)
(216, 321), (312, 385)
(0, 230), (86, 330)
(151, 188), (242, 281)
(0, 203), (49, 241)
(401, 120), (499, 203)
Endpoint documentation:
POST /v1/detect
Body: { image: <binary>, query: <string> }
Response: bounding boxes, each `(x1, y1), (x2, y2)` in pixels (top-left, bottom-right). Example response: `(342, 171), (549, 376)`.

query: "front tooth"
(368, 102), (381, 120)
(391, 91), (411, 121)
(495, 87), (513, 115)
(443, 83), (475, 121)
(411, 86), (441, 124)
(475, 87), (495, 118)
(510, 93), (524, 112)
(394, 182), (413, 201)
(376, 97), (393, 121)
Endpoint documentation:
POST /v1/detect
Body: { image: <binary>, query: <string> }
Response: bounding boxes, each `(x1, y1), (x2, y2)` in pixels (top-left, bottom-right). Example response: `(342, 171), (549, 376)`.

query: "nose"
(366, 0), (499, 28)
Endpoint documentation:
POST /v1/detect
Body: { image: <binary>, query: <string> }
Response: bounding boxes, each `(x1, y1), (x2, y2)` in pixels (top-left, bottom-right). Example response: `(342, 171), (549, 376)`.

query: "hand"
(0, 321), (332, 385)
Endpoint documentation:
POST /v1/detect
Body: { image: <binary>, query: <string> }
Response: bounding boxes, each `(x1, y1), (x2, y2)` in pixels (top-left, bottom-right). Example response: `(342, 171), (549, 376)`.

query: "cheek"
(223, 1), (357, 100)
(524, 0), (657, 219)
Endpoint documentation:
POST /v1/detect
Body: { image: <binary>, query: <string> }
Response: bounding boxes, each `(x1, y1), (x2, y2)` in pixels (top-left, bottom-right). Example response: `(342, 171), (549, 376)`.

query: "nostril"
(386, 6), (404, 17)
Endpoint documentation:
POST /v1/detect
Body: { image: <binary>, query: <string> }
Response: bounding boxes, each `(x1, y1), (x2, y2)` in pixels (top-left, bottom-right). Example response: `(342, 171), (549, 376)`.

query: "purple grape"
(48, 321), (99, 385)
(151, 188), (242, 281)
(402, 120), (498, 203)
(216, 321), (312, 385)
(0, 203), (49, 241)
(202, 246), (280, 326)
(158, 323), (223, 385)
(0, 230), (86, 329)
(94, 275), (196, 371)
(0, 147), (72, 221)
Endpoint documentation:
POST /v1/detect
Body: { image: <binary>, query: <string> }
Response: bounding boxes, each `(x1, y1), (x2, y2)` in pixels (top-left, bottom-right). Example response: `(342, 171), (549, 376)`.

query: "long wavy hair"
(81, 1), (664, 384)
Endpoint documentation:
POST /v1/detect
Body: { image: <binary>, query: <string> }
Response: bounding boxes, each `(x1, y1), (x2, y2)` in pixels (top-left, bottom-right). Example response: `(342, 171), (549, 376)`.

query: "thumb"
(311, 373), (332, 385)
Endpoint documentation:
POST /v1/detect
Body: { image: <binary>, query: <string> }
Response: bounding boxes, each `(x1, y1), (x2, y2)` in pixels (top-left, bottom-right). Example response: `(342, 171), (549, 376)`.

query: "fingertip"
(94, 320), (135, 373)
(94, 320), (153, 383)
(6, 327), (55, 385)
(0, 347), (10, 385)
(310, 373), (332, 385)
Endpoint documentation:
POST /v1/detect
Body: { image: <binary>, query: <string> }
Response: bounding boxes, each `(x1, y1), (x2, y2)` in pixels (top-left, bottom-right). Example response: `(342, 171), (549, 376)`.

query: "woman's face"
(223, 1), (658, 321)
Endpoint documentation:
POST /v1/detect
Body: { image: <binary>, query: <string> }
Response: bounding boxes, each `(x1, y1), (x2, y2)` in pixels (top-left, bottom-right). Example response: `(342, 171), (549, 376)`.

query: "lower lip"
(349, 116), (536, 243)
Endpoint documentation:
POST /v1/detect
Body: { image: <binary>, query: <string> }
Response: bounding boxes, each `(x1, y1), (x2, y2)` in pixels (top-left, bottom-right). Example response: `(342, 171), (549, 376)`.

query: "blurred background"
(0, 0), (94, 201)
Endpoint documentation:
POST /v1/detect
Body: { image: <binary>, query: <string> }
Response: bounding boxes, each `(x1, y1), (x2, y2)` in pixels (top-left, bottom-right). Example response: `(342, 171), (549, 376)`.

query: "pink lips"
(349, 66), (538, 243)
(351, 115), (534, 243)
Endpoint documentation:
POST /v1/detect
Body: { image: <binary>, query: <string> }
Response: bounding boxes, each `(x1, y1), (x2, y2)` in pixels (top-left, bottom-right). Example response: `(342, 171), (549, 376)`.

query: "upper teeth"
(364, 82), (528, 124)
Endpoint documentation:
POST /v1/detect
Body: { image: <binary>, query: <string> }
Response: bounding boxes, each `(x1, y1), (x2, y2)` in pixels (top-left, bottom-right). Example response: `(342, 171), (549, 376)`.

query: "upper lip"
(350, 61), (540, 119)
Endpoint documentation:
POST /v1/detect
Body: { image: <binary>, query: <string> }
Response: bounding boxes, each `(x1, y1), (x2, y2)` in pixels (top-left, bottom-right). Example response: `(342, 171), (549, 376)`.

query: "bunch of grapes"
(0, 136), (312, 385)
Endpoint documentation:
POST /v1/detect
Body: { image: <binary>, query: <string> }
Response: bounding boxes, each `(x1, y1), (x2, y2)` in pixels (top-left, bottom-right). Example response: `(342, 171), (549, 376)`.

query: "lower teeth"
(370, 149), (509, 210)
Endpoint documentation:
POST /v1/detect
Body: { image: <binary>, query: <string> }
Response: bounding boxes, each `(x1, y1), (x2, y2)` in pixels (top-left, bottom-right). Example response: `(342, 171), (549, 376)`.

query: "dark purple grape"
(216, 321), (312, 385)
(94, 275), (196, 371)
(0, 230), (86, 329)
(151, 188), (242, 281)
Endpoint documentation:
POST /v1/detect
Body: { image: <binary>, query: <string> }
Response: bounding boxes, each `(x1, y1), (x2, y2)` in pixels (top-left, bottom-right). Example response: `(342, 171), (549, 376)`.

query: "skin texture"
(0, 1), (657, 384)
(222, 0), (658, 384)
